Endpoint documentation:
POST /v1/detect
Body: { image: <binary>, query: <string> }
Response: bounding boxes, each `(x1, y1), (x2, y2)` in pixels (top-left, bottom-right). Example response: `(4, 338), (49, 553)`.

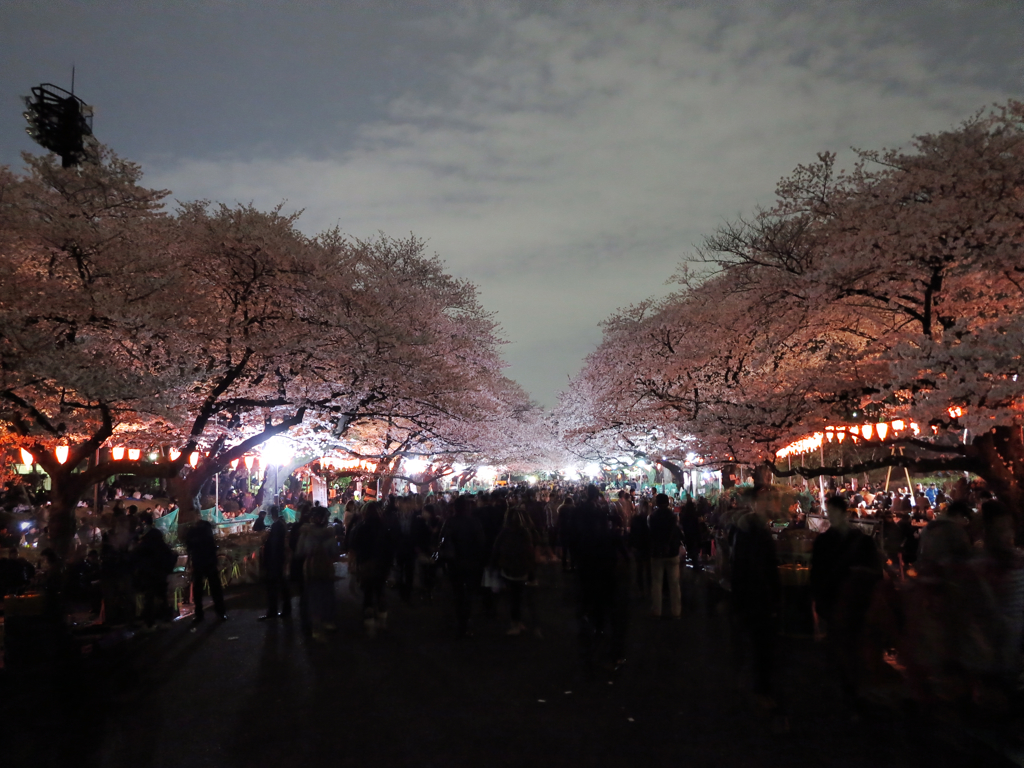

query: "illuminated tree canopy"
(562, 101), (1024, 509)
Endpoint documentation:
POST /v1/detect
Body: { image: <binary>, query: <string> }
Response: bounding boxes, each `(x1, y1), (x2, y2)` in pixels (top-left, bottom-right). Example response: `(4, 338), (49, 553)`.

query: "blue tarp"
(154, 508), (178, 539)
(200, 506), (260, 528)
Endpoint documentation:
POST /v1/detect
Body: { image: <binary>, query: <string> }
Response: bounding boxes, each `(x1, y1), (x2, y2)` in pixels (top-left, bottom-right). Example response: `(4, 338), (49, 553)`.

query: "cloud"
(146, 0), (1017, 406)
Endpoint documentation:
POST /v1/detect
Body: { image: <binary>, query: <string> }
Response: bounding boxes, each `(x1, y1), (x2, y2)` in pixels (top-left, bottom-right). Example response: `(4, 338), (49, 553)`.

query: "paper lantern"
(861, 424), (873, 440)
(188, 451), (200, 468)
(230, 459), (239, 470)
(244, 455), (255, 470)
(19, 448), (34, 465)
(837, 432), (846, 443)
(169, 448), (181, 461)
(55, 445), (70, 464)
(112, 446), (125, 460)
(127, 448), (141, 461)
(891, 420), (905, 431)
(876, 422), (889, 441)
(948, 406), (964, 419)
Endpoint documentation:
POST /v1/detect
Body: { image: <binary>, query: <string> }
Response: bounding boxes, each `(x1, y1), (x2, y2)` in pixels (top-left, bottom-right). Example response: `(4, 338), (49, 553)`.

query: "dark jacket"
(185, 520), (218, 570)
(442, 513), (487, 571)
(262, 518), (288, 572)
(648, 507), (682, 559)
(493, 523), (535, 580)
(134, 526), (175, 586)
(810, 526), (880, 622)
(730, 512), (780, 614)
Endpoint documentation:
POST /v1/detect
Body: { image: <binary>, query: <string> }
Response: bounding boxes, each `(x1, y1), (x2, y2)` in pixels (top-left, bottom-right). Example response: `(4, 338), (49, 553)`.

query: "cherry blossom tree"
(0, 150), (529, 553)
(567, 101), (1024, 512)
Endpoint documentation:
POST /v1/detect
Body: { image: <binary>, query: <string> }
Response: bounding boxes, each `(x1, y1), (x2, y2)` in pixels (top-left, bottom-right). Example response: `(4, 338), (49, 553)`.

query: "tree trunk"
(168, 474), (203, 527)
(46, 481), (82, 560)
(721, 463), (740, 489)
(753, 463), (774, 492)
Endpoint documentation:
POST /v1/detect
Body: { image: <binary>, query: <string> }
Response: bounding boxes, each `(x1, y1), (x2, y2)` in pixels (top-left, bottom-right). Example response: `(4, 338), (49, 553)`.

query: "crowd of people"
(2, 474), (1022, 735)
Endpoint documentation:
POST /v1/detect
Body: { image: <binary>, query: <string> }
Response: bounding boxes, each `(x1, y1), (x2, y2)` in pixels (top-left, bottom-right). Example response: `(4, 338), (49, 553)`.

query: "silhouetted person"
(648, 493), (682, 618)
(185, 519), (226, 625)
(730, 498), (781, 715)
(811, 496), (881, 712)
(259, 506), (290, 620)
(574, 484), (630, 671)
(440, 495), (486, 638)
(133, 512), (176, 628)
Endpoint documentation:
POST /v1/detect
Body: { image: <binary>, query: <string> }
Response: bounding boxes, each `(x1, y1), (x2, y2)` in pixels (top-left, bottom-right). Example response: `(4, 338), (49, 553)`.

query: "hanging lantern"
(169, 448), (181, 461)
(837, 432), (846, 443)
(825, 427), (834, 442)
(910, 422), (921, 436)
(876, 422), (889, 441)
(19, 448), (34, 465)
(948, 405), (964, 419)
(112, 446), (125, 461)
(861, 424), (873, 440)
(55, 445), (70, 464)
(244, 455), (255, 470)
(230, 458), (239, 470)
(891, 420), (905, 431)
(127, 448), (141, 461)
(188, 451), (200, 468)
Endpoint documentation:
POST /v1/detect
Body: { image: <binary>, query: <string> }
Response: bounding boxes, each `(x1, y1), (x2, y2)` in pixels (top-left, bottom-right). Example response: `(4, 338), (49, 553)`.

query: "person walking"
(492, 505), (537, 636)
(730, 496), (782, 720)
(810, 496), (881, 713)
(648, 493), (682, 618)
(629, 497), (652, 596)
(297, 507), (338, 642)
(132, 512), (176, 630)
(289, 505), (313, 633)
(350, 501), (394, 638)
(440, 494), (487, 638)
(259, 506), (291, 620)
(185, 518), (226, 626)
(573, 484), (631, 671)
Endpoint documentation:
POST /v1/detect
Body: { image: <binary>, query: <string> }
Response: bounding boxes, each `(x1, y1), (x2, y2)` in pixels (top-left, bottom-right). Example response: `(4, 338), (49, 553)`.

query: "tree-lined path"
(3, 564), (1015, 768)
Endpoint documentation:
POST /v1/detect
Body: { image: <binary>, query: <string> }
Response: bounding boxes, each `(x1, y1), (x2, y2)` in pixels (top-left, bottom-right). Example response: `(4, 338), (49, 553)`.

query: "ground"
(2, 563), (1019, 768)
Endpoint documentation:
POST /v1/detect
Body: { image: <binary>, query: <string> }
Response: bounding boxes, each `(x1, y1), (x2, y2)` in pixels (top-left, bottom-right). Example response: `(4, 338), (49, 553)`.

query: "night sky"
(2, 0), (1021, 406)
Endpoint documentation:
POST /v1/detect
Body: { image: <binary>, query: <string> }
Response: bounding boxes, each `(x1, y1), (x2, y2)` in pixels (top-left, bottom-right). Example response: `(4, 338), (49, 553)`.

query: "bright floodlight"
(452, 462), (467, 474)
(476, 465), (498, 484)
(563, 466), (581, 480)
(403, 457), (429, 475)
(584, 462), (601, 478)
(262, 436), (294, 466)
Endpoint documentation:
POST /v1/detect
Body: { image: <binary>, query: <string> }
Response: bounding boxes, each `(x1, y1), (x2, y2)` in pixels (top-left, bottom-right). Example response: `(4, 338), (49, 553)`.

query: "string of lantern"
(775, 407), (965, 460)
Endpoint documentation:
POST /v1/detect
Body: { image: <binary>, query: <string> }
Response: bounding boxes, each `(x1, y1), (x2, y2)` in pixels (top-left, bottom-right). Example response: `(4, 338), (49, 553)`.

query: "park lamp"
(262, 436), (293, 466)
